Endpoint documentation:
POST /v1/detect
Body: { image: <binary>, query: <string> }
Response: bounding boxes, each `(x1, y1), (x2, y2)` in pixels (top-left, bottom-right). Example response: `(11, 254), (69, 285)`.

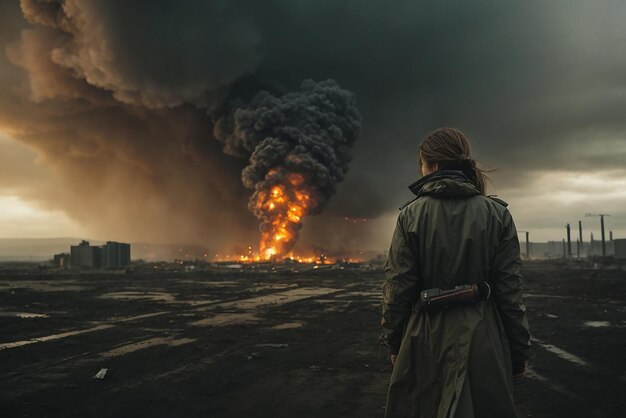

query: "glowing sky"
(0, 1), (625, 248)
(0, 132), (83, 238)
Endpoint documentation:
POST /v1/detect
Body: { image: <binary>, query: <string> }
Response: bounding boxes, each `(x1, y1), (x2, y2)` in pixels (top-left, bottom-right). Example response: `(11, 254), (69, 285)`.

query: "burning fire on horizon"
(218, 253), (362, 265)
(213, 247), (348, 265)
(209, 237), (367, 265)
(214, 80), (362, 260)
(3, 2), (362, 252)
(255, 173), (314, 259)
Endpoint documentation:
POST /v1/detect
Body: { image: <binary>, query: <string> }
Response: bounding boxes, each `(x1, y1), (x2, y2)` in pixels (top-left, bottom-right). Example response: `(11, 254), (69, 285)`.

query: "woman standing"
(381, 128), (531, 418)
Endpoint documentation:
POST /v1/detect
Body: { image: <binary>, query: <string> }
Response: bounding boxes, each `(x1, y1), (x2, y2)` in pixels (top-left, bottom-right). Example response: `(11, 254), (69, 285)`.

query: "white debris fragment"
(532, 338), (588, 366)
(93, 368), (108, 379)
(583, 321), (611, 328)
(254, 343), (288, 348)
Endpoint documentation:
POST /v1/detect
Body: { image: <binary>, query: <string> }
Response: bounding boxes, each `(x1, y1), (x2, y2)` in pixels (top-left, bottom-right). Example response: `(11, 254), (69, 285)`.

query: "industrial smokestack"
(579, 220), (583, 247)
(578, 220), (584, 257)
(601, 215), (606, 257)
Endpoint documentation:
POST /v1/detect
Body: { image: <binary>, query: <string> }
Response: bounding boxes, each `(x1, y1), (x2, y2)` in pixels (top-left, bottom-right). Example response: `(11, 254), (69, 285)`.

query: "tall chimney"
(566, 223), (572, 257)
(579, 220), (583, 246)
(600, 215), (606, 257)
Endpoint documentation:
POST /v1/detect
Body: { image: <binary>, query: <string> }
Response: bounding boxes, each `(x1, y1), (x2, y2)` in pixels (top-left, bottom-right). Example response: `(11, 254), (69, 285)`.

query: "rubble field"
(0, 261), (624, 417)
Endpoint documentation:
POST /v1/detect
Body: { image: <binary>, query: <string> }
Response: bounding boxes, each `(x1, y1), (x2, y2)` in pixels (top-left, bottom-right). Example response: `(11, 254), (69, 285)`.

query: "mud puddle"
(190, 312), (260, 327)
(100, 291), (177, 302)
(0, 312), (49, 318)
(0, 280), (86, 292)
(0, 324), (114, 350)
(100, 336), (196, 358)
(583, 321), (611, 328)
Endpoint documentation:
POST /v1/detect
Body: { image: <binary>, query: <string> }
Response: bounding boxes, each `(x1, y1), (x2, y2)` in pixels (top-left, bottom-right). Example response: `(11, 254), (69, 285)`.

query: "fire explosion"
(254, 172), (316, 260)
(214, 79), (361, 260)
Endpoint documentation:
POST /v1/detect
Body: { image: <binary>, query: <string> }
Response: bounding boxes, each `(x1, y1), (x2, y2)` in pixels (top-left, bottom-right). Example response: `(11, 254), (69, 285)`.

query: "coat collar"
(408, 170), (479, 198)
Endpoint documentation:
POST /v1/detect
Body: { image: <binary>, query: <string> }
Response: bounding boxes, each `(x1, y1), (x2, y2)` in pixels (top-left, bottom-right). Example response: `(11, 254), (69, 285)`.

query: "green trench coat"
(381, 171), (531, 418)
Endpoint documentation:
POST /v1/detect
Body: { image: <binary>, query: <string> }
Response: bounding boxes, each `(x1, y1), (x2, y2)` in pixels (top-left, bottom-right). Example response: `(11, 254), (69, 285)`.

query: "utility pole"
(577, 238), (580, 258)
(518, 231), (530, 260)
(579, 220), (583, 254)
(602, 216), (606, 256)
(585, 213), (611, 257)
(566, 223), (572, 257)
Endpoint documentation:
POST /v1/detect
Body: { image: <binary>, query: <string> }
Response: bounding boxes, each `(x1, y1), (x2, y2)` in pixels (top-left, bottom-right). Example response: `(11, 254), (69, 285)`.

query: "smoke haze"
(1, 0), (626, 248)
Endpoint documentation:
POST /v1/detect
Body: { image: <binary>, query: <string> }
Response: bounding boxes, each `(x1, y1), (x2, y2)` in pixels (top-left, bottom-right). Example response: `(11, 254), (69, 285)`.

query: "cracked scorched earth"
(0, 261), (625, 417)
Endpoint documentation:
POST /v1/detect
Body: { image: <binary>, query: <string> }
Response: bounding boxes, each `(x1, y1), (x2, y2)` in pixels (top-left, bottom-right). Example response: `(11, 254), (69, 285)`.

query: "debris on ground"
(254, 343), (288, 349)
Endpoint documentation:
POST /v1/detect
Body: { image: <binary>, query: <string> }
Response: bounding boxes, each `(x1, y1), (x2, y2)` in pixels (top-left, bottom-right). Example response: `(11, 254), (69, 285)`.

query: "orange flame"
(254, 172), (315, 259)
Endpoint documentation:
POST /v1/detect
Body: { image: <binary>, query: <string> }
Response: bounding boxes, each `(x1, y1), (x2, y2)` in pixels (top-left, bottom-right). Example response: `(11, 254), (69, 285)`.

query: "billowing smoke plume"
(0, 0), (361, 252)
(214, 80), (361, 258)
(14, 0), (260, 108)
(9, 1), (622, 249)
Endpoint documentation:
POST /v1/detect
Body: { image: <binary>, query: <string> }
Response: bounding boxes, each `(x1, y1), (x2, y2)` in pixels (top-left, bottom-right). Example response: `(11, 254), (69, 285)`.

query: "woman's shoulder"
(400, 193), (502, 210)
(487, 195), (508, 207)
(398, 193), (511, 225)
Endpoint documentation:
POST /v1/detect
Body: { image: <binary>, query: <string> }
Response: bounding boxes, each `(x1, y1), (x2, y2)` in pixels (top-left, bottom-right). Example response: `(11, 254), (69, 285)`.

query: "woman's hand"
(390, 354), (398, 367)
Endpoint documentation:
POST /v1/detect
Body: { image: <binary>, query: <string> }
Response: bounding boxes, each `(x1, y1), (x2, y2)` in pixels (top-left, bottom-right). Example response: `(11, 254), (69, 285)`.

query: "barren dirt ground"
(1, 261), (625, 417)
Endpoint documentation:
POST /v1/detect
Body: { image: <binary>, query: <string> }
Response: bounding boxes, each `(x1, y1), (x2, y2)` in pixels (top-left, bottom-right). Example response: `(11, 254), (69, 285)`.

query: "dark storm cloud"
(1, 0), (625, 247)
(258, 1), (626, 232)
(15, 0), (261, 107)
(1, 0), (257, 245)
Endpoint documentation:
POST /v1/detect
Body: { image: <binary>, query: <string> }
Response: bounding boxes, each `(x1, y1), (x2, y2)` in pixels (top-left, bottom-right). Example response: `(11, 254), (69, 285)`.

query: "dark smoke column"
(214, 79), (361, 259)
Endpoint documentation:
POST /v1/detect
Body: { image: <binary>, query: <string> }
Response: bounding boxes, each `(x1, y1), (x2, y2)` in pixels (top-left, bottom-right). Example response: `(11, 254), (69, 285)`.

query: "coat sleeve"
(380, 211), (420, 354)
(492, 209), (532, 371)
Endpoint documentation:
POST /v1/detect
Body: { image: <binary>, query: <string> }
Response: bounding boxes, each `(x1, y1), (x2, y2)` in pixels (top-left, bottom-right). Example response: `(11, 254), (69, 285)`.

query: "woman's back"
(401, 171), (506, 291)
(380, 128), (531, 418)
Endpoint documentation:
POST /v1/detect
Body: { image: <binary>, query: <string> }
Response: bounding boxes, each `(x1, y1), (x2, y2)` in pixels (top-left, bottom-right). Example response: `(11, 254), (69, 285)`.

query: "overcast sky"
(1, 0), (625, 250)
